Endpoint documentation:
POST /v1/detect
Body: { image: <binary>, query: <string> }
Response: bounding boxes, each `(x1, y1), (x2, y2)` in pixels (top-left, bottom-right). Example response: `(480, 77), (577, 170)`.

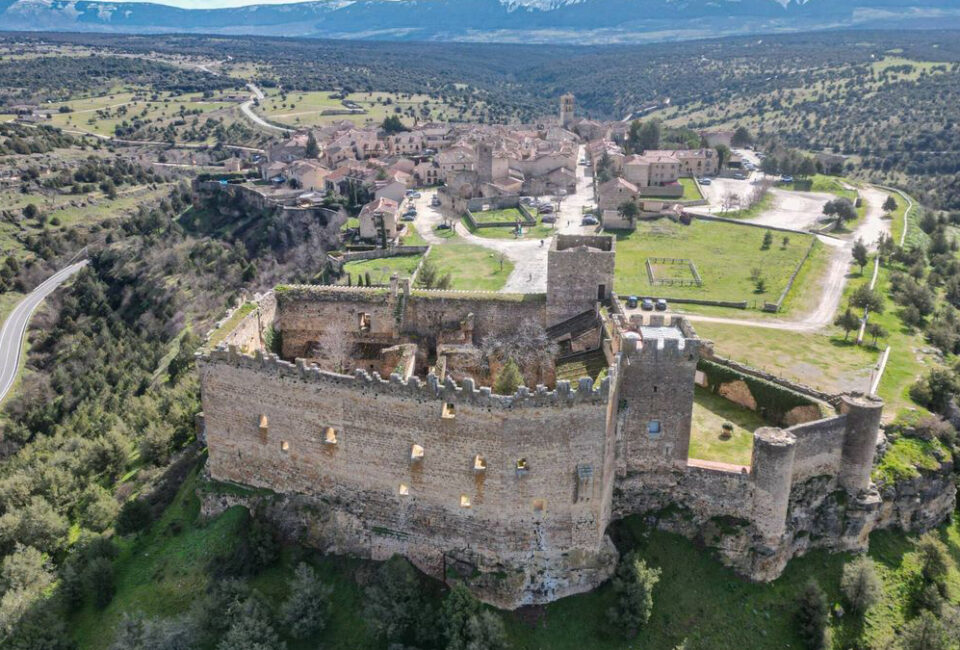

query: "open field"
(471, 207), (527, 224)
(677, 177), (703, 201)
(425, 232), (514, 291)
(612, 219), (814, 305)
(44, 90), (238, 141)
(694, 320), (877, 396)
(341, 254), (423, 285)
(689, 385), (761, 467)
(258, 89), (478, 129)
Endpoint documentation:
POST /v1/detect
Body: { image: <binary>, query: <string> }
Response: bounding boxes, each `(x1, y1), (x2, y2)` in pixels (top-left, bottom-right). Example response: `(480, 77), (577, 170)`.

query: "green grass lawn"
(555, 349), (608, 383)
(694, 321), (878, 396)
(678, 177), (703, 201)
(341, 254), (423, 285)
(400, 222), (428, 246)
(462, 216), (556, 240)
(470, 207), (527, 224)
(425, 233), (513, 291)
(613, 219), (814, 305)
(689, 386), (762, 466)
(259, 90), (469, 129)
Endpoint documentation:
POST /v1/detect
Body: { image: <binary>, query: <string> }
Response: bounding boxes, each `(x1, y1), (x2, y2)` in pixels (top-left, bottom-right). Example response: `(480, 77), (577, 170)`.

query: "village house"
(358, 197), (399, 241)
(287, 159), (330, 191)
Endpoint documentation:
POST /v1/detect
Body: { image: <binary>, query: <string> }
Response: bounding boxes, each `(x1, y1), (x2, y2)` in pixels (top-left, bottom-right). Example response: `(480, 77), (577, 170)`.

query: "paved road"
(0, 261), (88, 402)
(240, 83), (292, 134)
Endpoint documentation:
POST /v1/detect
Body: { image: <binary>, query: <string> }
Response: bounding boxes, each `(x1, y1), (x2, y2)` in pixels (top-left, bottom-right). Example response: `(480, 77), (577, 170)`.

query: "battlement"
(199, 343), (613, 409)
(552, 234), (615, 253)
(618, 313), (700, 360)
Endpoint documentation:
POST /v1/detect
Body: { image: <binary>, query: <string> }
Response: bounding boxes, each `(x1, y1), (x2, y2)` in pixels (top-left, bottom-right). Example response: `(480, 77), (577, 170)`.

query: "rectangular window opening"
(280, 440), (289, 452)
(473, 454), (486, 472)
(516, 457), (529, 474)
(358, 312), (371, 332)
(324, 427), (338, 445)
(441, 402), (456, 419)
(533, 499), (546, 512)
(399, 483), (410, 496)
(648, 420), (662, 438)
(460, 494), (472, 508)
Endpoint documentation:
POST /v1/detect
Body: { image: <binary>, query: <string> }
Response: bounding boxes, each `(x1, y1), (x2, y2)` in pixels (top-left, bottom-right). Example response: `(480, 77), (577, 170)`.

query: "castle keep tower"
(546, 235), (615, 327)
(560, 93), (575, 129)
(616, 315), (699, 472)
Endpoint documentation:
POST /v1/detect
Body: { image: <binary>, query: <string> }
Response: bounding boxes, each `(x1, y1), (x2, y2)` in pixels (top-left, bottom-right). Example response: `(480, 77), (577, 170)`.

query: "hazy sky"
(126, 0), (323, 8)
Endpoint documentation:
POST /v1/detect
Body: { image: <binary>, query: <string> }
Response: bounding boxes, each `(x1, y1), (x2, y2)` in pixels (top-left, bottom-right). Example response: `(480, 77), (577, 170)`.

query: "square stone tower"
(560, 93), (575, 129)
(546, 235), (615, 327)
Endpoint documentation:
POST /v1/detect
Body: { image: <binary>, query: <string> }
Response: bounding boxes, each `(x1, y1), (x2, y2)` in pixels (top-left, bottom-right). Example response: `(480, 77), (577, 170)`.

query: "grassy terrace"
(555, 349), (608, 383)
(340, 254), (423, 285)
(461, 216), (556, 240)
(612, 218), (814, 305)
(207, 302), (255, 348)
(82, 462), (960, 649)
(693, 321), (878, 396)
(689, 386), (762, 467)
(470, 207), (527, 224)
(424, 230), (514, 291)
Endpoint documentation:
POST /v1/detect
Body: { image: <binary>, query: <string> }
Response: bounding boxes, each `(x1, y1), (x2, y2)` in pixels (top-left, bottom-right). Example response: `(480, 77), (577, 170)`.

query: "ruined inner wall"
(198, 347), (618, 607)
(218, 293), (276, 353)
(788, 416), (846, 483)
(547, 236), (615, 327)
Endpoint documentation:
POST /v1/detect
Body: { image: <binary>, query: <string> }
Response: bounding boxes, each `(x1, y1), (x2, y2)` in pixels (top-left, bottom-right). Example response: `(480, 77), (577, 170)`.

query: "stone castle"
(197, 235), (953, 609)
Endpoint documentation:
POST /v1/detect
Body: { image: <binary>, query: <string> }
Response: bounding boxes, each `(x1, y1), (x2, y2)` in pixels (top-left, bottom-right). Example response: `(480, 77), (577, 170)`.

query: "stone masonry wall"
(198, 347), (618, 608)
(789, 416), (847, 483)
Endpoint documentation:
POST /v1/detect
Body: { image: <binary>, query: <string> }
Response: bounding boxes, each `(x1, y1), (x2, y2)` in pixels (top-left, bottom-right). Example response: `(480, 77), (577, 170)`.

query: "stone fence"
(701, 351), (838, 407)
(764, 236), (818, 313)
(326, 246), (431, 273)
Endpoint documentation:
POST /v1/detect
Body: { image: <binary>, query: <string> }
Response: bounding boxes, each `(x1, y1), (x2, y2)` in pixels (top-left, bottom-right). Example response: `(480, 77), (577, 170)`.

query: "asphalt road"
(0, 261), (88, 402)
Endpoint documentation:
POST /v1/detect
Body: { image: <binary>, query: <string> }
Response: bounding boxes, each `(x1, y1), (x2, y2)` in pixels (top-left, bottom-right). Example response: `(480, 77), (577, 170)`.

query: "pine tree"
(494, 358), (524, 395)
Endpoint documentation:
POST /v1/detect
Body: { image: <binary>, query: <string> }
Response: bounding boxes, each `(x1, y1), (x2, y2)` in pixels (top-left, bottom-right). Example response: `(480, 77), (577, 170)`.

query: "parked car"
(626, 295), (639, 309)
(581, 215), (599, 226)
(732, 172), (747, 180)
(520, 196), (534, 204)
(539, 205), (554, 214)
(436, 222), (451, 230)
(641, 298), (655, 311)
(698, 177), (712, 185)
(655, 298), (668, 311)
(430, 196), (440, 207)
(401, 214), (415, 221)
(411, 192), (421, 199)
(405, 208), (417, 217)
(405, 189), (416, 196)
(540, 214), (557, 223)
(780, 175), (794, 183)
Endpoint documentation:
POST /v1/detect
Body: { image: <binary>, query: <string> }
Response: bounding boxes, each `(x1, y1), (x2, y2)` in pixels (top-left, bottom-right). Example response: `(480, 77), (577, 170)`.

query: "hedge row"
(697, 358), (814, 424)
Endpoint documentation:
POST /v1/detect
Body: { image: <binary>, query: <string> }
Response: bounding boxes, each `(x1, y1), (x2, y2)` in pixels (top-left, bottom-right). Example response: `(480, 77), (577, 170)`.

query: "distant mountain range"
(2, 0), (960, 44)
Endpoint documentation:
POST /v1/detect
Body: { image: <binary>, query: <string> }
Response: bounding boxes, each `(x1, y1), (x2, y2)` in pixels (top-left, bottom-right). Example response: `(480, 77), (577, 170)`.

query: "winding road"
(240, 83), (292, 134)
(0, 261), (88, 402)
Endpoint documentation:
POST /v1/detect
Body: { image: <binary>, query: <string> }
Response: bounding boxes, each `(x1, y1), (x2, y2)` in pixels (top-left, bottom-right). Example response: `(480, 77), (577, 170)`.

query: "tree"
(731, 125), (752, 147)
(606, 551), (661, 638)
(637, 120), (661, 151)
(280, 563), (332, 639)
(917, 533), (950, 588)
(305, 131), (319, 158)
(909, 368), (960, 413)
(840, 556), (881, 615)
(21, 204), (38, 221)
(898, 610), (951, 650)
(415, 257), (452, 290)
(721, 190), (741, 212)
(850, 284), (885, 315)
(761, 230), (773, 250)
(617, 200), (639, 226)
(883, 195), (898, 213)
(440, 584), (507, 650)
(381, 115), (407, 134)
(795, 580), (829, 650)
(852, 238), (869, 273)
(866, 321), (888, 347)
(364, 555), (432, 645)
(84, 556), (115, 609)
(797, 157), (817, 178)
(217, 597), (284, 650)
(823, 198), (857, 228)
(715, 144), (731, 170)
(493, 358), (524, 395)
(115, 498), (152, 536)
(834, 308), (861, 341)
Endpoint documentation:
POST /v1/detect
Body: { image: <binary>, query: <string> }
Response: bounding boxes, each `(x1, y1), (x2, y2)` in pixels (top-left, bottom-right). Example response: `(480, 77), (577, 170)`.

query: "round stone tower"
(751, 427), (797, 545)
(838, 393), (884, 493)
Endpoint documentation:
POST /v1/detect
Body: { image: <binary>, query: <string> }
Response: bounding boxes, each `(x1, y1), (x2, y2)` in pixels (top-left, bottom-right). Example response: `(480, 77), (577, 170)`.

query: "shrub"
(115, 498), (152, 536)
(280, 563), (332, 639)
(440, 584), (507, 650)
(606, 551), (661, 638)
(795, 579), (829, 650)
(364, 555), (432, 645)
(84, 556), (115, 609)
(840, 556), (881, 615)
